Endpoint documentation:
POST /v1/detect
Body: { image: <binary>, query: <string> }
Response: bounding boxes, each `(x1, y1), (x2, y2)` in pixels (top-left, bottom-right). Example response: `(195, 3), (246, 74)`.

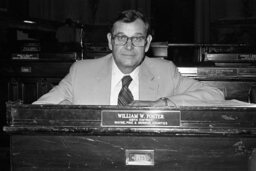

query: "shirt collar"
(111, 58), (139, 86)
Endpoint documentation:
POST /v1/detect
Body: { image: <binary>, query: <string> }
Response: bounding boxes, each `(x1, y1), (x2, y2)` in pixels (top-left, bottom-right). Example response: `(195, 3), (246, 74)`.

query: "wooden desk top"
(4, 103), (256, 136)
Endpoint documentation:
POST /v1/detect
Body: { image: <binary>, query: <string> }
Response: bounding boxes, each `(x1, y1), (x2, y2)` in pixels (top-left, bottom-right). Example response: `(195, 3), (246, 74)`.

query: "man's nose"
(125, 38), (133, 50)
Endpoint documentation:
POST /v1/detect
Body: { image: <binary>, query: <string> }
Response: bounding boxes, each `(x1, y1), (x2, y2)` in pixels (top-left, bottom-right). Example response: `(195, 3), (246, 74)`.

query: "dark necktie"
(118, 75), (134, 105)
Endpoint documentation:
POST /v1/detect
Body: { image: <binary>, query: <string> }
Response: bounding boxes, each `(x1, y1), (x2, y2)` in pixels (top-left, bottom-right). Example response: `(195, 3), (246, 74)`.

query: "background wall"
(1, 0), (256, 62)
(2, 0), (256, 44)
(29, 0), (151, 25)
(209, 0), (256, 44)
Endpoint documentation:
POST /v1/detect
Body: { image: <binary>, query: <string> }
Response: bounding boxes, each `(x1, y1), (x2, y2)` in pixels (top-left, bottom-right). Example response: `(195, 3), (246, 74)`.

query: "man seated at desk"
(33, 10), (224, 107)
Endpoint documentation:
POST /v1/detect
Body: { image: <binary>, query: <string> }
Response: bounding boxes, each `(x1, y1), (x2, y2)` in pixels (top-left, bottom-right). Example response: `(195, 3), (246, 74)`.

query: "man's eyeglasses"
(112, 35), (146, 47)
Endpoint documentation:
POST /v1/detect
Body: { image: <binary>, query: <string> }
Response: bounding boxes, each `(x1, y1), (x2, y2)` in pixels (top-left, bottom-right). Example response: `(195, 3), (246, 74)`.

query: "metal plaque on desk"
(125, 149), (154, 166)
(101, 110), (181, 127)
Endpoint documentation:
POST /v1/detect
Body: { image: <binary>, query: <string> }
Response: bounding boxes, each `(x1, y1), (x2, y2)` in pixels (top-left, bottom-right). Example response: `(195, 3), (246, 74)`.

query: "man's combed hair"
(111, 9), (150, 35)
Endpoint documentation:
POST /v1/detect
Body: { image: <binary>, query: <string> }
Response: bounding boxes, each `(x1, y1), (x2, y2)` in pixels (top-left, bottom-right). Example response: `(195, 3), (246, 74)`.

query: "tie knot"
(122, 75), (132, 87)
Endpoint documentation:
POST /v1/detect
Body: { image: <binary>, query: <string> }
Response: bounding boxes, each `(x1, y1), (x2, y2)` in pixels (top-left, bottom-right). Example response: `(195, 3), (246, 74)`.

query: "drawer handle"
(125, 149), (154, 166)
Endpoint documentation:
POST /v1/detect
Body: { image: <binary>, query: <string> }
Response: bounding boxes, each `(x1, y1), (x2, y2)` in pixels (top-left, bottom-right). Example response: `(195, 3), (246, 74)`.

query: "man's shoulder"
(142, 57), (178, 77)
(144, 57), (175, 68)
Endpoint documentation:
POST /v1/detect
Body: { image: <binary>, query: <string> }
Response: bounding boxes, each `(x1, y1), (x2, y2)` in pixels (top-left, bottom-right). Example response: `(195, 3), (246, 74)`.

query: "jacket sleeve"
(166, 62), (225, 106)
(32, 63), (76, 104)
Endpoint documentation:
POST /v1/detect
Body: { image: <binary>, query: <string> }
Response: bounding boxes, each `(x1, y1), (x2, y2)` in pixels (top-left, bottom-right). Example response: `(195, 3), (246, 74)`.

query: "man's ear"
(107, 33), (113, 51)
(145, 34), (152, 52)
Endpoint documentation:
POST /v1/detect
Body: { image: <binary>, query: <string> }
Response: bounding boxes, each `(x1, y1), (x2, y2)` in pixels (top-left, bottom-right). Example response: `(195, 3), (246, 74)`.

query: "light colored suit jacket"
(33, 54), (224, 106)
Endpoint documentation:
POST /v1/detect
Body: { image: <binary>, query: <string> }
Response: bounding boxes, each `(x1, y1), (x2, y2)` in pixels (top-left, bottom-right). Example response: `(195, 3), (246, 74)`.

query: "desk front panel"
(11, 135), (256, 171)
(5, 104), (256, 171)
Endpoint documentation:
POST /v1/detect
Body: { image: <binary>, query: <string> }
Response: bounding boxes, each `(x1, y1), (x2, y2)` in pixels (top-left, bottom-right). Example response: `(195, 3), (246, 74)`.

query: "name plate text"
(101, 110), (180, 127)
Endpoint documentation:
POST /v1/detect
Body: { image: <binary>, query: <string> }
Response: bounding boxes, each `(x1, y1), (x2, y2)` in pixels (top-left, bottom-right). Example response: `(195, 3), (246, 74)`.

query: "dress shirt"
(110, 59), (139, 105)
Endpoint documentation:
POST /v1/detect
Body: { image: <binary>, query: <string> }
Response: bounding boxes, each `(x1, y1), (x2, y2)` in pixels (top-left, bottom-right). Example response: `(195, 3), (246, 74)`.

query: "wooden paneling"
(10, 135), (254, 171)
(4, 104), (256, 170)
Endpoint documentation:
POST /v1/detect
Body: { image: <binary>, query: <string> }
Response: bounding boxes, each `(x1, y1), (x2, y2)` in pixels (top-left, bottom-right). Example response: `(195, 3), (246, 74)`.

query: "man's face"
(107, 19), (152, 74)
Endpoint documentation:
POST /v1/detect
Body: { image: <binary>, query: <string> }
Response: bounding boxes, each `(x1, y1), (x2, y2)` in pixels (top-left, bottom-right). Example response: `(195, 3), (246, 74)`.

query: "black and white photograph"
(1, 0), (256, 170)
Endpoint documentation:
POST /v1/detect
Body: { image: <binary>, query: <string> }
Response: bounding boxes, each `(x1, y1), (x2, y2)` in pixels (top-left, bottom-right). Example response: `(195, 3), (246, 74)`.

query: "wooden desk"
(3, 103), (256, 170)
(179, 67), (256, 101)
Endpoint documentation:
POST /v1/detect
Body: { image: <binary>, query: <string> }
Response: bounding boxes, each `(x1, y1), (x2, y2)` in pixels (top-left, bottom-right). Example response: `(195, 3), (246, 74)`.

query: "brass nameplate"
(101, 110), (180, 127)
(125, 149), (154, 166)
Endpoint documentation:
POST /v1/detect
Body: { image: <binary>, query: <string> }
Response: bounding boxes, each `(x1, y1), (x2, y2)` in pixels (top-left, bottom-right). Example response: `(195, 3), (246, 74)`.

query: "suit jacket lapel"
(94, 55), (112, 105)
(139, 58), (158, 100)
